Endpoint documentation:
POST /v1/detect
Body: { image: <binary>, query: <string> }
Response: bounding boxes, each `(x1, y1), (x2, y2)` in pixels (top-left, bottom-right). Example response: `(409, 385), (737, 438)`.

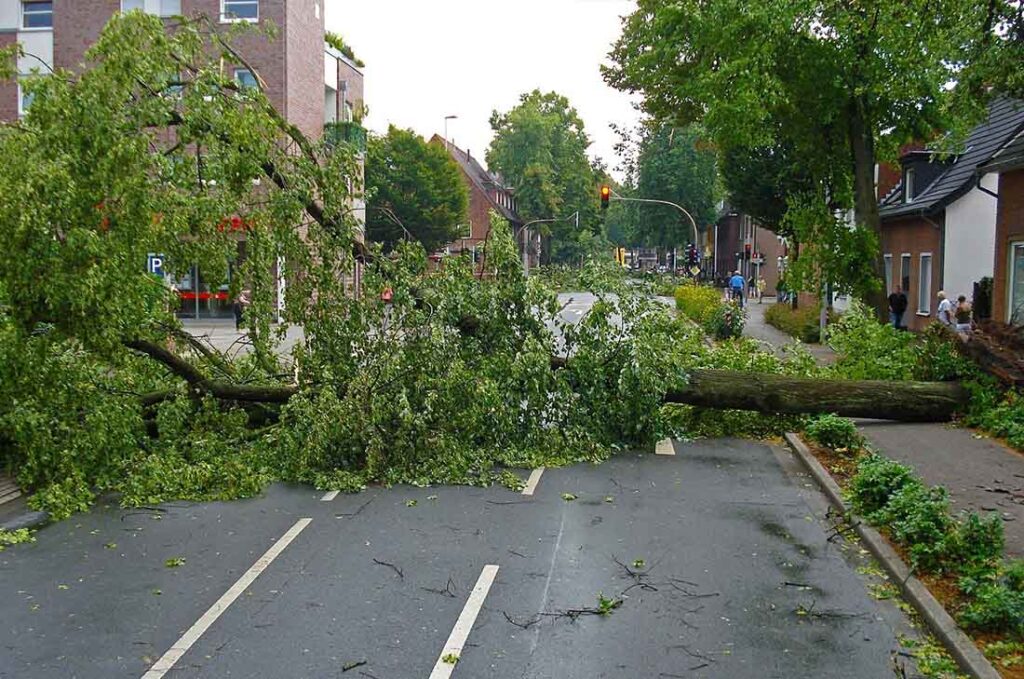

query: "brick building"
(431, 136), (528, 269)
(981, 129), (1024, 323)
(713, 207), (786, 295)
(878, 99), (1024, 331)
(0, 0), (366, 318)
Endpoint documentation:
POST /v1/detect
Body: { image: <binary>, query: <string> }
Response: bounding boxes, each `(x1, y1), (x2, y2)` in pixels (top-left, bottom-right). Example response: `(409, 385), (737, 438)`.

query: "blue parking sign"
(147, 254), (165, 277)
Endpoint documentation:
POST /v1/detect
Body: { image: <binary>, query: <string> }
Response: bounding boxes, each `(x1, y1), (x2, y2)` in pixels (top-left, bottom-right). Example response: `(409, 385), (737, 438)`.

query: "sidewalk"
(742, 297), (836, 365)
(742, 302), (1024, 558)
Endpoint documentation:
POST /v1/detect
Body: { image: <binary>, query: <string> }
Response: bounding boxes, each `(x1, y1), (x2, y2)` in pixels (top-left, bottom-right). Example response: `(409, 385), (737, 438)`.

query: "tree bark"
(663, 369), (967, 423)
(848, 94), (887, 319)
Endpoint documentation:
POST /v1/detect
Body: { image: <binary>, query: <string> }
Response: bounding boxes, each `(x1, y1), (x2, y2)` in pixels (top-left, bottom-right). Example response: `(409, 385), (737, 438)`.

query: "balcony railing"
(324, 121), (367, 154)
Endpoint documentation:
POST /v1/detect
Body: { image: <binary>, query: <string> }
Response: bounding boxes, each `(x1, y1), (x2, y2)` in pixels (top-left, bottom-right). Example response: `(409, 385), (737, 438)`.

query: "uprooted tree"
(0, 13), (968, 520)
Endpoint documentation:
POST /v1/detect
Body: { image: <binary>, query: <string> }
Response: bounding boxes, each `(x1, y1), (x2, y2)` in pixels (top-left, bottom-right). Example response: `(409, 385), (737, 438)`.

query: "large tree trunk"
(848, 94), (887, 320)
(664, 369), (967, 423)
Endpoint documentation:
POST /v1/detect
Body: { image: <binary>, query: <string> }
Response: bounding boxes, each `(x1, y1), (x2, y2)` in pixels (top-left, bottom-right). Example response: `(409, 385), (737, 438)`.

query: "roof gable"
(431, 135), (522, 223)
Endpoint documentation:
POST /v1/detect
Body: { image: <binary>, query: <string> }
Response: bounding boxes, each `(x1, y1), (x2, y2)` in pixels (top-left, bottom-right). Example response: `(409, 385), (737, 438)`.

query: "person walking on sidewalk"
(756, 275), (767, 304)
(888, 285), (908, 329)
(955, 295), (973, 335)
(729, 270), (745, 307)
(937, 291), (955, 328)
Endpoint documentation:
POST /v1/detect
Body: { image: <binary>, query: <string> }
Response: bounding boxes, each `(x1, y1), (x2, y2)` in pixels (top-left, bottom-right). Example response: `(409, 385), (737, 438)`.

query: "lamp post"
(515, 212), (578, 277)
(443, 115), (458, 149)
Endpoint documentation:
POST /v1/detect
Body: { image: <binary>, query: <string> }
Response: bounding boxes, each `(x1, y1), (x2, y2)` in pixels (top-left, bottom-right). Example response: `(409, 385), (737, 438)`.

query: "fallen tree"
(663, 370), (968, 423)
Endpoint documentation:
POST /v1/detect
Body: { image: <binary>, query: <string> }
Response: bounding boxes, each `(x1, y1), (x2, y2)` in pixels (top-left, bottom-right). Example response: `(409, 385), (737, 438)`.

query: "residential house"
(0, 0), (366, 318)
(878, 98), (1024, 331)
(980, 127), (1024, 323)
(713, 207), (786, 294)
(431, 136), (528, 269)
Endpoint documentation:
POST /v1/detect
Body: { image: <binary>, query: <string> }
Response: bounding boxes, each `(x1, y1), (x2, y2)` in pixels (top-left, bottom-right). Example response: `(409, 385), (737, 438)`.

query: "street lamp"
(443, 115), (458, 149)
(515, 212), (579, 277)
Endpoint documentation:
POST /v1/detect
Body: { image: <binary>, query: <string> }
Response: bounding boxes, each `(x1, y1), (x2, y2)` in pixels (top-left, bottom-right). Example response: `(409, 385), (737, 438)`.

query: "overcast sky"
(325, 0), (640, 179)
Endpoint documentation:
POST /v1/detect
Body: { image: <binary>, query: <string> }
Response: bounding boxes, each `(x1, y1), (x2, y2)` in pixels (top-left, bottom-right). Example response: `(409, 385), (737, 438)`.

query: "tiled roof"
(880, 98), (1024, 219)
(433, 136), (522, 224)
(980, 127), (1024, 173)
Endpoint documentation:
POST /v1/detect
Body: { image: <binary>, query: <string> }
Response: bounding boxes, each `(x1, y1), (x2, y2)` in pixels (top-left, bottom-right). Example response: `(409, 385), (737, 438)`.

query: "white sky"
(325, 0), (640, 179)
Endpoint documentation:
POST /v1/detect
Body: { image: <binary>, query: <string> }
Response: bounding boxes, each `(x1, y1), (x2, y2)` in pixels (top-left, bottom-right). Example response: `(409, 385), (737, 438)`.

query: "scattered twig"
(507, 549), (529, 559)
(337, 494), (376, 519)
(502, 611), (540, 629)
(372, 558), (404, 580)
(421, 577), (457, 598)
(341, 660), (367, 672)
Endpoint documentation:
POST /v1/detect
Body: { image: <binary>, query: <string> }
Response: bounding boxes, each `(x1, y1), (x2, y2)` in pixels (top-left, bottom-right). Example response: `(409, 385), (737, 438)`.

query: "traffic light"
(600, 185), (611, 210)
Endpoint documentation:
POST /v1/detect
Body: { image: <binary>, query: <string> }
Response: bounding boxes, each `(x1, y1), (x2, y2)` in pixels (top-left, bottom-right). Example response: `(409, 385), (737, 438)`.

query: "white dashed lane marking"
(521, 468), (545, 496)
(428, 565), (500, 679)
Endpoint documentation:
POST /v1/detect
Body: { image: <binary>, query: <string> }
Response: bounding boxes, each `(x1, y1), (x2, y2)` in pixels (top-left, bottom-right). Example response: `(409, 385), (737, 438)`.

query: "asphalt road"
(0, 439), (922, 679)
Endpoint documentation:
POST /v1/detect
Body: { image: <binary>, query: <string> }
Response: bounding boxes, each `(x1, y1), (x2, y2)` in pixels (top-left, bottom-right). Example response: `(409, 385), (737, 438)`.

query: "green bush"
(828, 301), (917, 380)
(879, 484), (954, 571)
(948, 512), (1006, 570)
(848, 453), (920, 517)
(764, 303), (828, 343)
(674, 284), (722, 324)
(804, 414), (864, 452)
(959, 583), (1024, 635)
(1006, 560), (1024, 592)
(703, 301), (745, 340)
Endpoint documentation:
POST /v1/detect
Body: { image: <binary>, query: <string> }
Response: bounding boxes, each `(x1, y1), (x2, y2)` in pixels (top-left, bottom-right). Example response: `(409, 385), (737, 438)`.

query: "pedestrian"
(936, 291), (955, 328)
(729, 270), (745, 307)
(234, 288), (251, 331)
(955, 295), (973, 335)
(756, 275), (767, 304)
(887, 285), (908, 329)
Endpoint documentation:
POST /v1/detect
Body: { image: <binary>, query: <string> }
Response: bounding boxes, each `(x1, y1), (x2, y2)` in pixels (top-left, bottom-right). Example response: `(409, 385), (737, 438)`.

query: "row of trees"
(365, 91), (614, 263)
(604, 0), (1024, 305)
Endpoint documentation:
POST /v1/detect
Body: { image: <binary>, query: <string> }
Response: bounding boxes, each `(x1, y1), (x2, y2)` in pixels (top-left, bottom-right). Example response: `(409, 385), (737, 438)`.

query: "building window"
(222, 0), (258, 21)
(1008, 243), (1024, 324)
(18, 84), (34, 116)
(904, 168), (916, 203)
(918, 253), (932, 314)
(122, 0), (181, 15)
(234, 69), (258, 90)
(883, 254), (893, 294)
(900, 253), (911, 296)
(22, 1), (52, 29)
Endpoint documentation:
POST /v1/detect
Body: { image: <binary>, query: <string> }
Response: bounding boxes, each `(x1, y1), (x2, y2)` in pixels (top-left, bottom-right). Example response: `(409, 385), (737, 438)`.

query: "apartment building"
(0, 0), (367, 319)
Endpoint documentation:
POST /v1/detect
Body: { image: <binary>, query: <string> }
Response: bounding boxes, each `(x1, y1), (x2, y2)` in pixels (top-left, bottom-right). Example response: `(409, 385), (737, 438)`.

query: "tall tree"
(486, 90), (600, 263)
(634, 124), (718, 250)
(604, 0), (1008, 311)
(365, 126), (468, 252)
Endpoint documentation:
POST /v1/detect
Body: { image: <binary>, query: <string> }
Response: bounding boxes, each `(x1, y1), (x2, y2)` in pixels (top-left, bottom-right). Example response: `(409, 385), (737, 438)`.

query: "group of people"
(887, 287), (973, 335)
(726, 271), (767, 307)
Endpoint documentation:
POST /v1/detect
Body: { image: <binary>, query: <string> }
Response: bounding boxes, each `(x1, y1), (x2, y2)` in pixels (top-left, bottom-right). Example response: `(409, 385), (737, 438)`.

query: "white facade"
(942, 172), (999, 301)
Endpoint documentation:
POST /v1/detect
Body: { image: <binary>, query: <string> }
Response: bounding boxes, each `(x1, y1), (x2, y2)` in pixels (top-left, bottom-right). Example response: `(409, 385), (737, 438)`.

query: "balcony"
(325, 121), (367, 154)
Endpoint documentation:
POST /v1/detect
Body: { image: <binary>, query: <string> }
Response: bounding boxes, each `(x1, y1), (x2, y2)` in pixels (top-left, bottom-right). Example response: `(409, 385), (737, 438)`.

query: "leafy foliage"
(848, 454), (920, 518)
(804, 414), (864, 453)
(0, 528), (34, 551)
(827, 302), (919, 381)
(365, 126), (468, 252)
(674, 285), (721, 325)
(764, 303), (827, 344)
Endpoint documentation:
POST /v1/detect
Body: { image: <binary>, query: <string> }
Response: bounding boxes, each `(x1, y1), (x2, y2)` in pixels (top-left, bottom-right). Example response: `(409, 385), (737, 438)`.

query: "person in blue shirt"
(729, 270), (745, 307)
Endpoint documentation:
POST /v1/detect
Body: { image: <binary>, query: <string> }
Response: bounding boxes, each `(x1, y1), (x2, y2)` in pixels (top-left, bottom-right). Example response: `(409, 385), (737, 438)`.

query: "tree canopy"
(365, 126), (468, 253)
(486, 90), (602, 263)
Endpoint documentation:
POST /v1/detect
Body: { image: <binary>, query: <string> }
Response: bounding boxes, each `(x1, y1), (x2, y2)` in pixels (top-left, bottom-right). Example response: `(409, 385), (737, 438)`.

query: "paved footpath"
(742, 301), (1024, 559)
(0, 441), (924, 679)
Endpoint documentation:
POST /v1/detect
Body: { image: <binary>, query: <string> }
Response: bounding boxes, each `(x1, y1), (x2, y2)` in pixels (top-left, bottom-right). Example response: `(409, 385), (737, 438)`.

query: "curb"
(783, 432), (1001, 679)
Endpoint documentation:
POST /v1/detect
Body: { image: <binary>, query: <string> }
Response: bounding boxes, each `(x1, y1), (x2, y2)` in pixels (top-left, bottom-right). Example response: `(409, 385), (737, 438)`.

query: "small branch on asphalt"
(502, 611), (541, 629)
(421, 577), (457, 598)
(341, 660), (367, 672)
(668, 643), (716, 665)
(507, 549), (530, 559)
(336, 494), (376, 519)
(372, 558), (404, 580)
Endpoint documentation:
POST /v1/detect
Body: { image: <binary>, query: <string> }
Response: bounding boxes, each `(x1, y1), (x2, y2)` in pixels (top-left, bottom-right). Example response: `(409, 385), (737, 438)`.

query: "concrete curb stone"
(784, 432), (1001, 679)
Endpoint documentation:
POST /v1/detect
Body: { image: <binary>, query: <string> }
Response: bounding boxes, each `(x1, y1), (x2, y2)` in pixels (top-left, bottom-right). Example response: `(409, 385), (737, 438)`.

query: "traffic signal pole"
(606, 189), (700, 253)
(514, 212), (579, 277)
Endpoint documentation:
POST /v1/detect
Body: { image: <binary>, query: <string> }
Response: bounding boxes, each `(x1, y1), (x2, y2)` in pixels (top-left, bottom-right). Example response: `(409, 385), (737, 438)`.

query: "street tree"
(365, 126), (468, 253)
(486, 90), (600, 263)
(604, 0), (1013, 311)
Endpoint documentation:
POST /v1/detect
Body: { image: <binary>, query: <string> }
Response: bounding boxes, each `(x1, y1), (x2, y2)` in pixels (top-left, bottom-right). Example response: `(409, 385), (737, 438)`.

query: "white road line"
(141, 518), (313, 679)
(655, 438), (676, 456)
(521, 468), (545, 496)
(428, 565), (500, 679)
(320, 490), (340, 502)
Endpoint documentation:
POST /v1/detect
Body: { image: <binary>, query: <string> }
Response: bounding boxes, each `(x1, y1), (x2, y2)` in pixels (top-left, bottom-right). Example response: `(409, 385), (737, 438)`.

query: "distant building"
(0, 0), (367, 319)
(713, 207), (786, 294)
(431, 136), (529, 269)
(878, 98), (1024, 331)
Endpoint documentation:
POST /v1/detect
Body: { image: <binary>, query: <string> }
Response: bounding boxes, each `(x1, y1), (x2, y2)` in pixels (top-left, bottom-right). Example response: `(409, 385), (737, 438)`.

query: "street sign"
(147, 253), (165, 277)
(689, 266), (701, 277)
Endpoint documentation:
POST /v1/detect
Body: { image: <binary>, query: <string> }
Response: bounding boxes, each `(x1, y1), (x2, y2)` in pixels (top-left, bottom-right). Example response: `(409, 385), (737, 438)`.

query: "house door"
(1008, 242), (1024, 324)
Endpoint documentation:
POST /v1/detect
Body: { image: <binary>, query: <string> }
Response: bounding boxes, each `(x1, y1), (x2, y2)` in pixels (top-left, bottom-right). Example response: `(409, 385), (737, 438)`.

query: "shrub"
(674, 284), (722, 324)
(703, 301), (745, 340)
(959, 583), (1024, 634)
(827, 300), (917, 381)
(879, 484), (954, 571)
(764, 303), (828, 343)
(1006, 560), (1024, 592)
(848, 453), (920, 517)
(914, 324), (978, 382)
(804, 414), (864, 452)
(948, 512), (1005, 570)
